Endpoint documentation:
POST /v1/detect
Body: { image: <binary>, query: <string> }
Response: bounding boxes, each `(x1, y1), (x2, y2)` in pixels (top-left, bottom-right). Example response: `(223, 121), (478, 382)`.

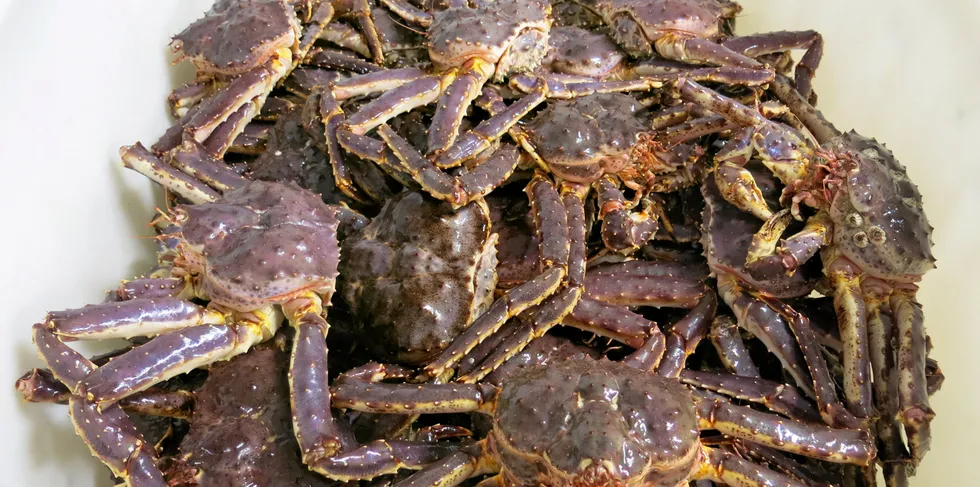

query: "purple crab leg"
(319, 21), (372, 58)
(681, 370), (820, 423)
(656, 293), (717, 378)
(335, 129), (418, 190)
(256, 96), (298, 121)
(583, 258), (708, 308)
(456, 319), (522, 379)
(75, 310), (277, 404)
(722, 30), (824, 101)
(693, 447), (808, 487)
(457, 188), (588, 383)
(121, 143), (219, 204)
(695, 395), (876, 465)
(891, 288), (933, 463)
(32, 325), (167, 486)
(427, 66), (494, 156)
(716, 274), (814, 398)
(345, 74), (454, 135)
(332, 381), (498, 415)
(709, 315), (760, 378)
(379, 0), (433, 27)
(767, 75), (841, 144)
(309, 89), (371, 203)
(378, 125), (522, 208)
(745, 211), (832, 280)
(16, 368), (194, 418)
(184, 51), (291, 144)
(284, 67), (344, 98)
(332, 67), (426, 99)
(826, 261), (874, 419)
(623, 328), (667, 372)
(424, 176), (568, 377)
(290, 311), (350, 462)
(391, 448), (491, 487)
(170, 139), (248, 191)
(564, 295), (657, 348)
(310, 439), (464, 481)
(228, 122), (271, 155)
(307, 47), (383, 74)
(433, 81), (549, 168)
(168, 81), (211, 118)
(595, 176), (659, 252)
(44, 298), (218, 341)
(508, 67), (773, 99)
(760, 294), (863, 430)
(340, 0), (385, 64)
(730, 441), (837, 487)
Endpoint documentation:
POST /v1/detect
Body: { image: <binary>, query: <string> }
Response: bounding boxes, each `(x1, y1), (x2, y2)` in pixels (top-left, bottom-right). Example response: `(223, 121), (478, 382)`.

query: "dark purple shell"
(428, 0), (552, 78)
(172, 345), (335, 487)
(827, 131), (936, 281)
(339, 192), (497, 364)
(173, 0), (299, 76)
(594, 0), (727, 41)
(544, 26), (624, 77)
(701, 162), (819, 298)
(526, 93), (646, 182)
(178, 180), (340, 310)
(492, 360), (699, 485)
(487, 192), (540, 289)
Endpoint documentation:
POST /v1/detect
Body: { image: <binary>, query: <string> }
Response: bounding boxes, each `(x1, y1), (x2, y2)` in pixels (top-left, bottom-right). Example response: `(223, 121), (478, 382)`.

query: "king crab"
(680, 74), (938, 462)
(325, 358), (875, 486)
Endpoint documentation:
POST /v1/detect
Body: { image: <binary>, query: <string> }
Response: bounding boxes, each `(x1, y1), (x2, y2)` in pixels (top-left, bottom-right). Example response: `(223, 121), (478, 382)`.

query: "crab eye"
(845, 212), (863, 228)
(853, 231), (869, 248)
(868, 225), (886, 244)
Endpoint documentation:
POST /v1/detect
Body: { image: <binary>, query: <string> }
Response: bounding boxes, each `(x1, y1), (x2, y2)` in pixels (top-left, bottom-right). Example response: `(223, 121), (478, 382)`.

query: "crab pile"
(17, 0), (942, 486)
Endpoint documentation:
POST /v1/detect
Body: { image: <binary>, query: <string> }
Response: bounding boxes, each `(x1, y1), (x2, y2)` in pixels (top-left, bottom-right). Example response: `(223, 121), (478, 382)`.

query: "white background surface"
(0, 1), (976, 485)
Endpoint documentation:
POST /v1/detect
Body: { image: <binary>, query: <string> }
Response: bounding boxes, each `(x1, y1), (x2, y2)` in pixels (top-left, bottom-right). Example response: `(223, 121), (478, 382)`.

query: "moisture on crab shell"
(339, 191), (498, 364)
(164, 340), (343, 487)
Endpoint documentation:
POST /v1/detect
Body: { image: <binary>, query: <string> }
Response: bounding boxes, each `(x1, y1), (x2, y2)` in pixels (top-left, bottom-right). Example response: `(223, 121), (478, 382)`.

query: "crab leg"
(695, 396), (875, 465)
(109, 277), (191, 301)
(16, 368), (195, 418)
(45, 298), (222, 341)
(311, 439), (465, 481)
(170, 139), (249, 191)
(340, 0), (385, 64)
(319, 22), (373, 58)
(308, 89), (372, 203)
(379, 126), (522, 208)
(654, 33), (765, 69)
(427, 61), (496, 156)
(64, 303), (278, 403)
(693, 446), (808, 487)
(709, 315), (760, 378)
(433, 79), (549, 168)
(379, 0), (434, 27)
(228, 122), (271, 155)
(344, 72), (456, 135)
(623, 327), (667, 372)
(680, 370), (820, 423)
(595, 175), (659, 252)
(32, 325), (167, 486)
(891, 288), (933, 463)
(169, 81), (211, 118)
(760, 295), (863, 429)
(730, 441), (838, 487)
(121, 143), (220, 204)
(722, 30), (824, 101)
(656, 293), (717, 378)
(716, 274), (814, 398)
(826, 260), (874, 419)
(424, 175), (568, 378)
(508, 66), (773, 99)
(584, 258), (709, 308)
(564, 295), (658, 348)
(745, 211), (832, 279)
(457, 188), (587, 383)
(307, 47), (384, 74)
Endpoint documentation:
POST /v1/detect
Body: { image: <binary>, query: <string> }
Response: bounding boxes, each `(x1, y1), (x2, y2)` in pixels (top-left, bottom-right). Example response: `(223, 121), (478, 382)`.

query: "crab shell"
(491, 360), (700, 486)
(339, 191), (498, 364)
(544, 25), (624, 77)
(526, 93), (649, 183)
(826, 131), (936, 282)
(174, 180), (340, 310)
(427, 0), (553, 82)
(592, 0), (730, 43)
(172, 0), (301, 77)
